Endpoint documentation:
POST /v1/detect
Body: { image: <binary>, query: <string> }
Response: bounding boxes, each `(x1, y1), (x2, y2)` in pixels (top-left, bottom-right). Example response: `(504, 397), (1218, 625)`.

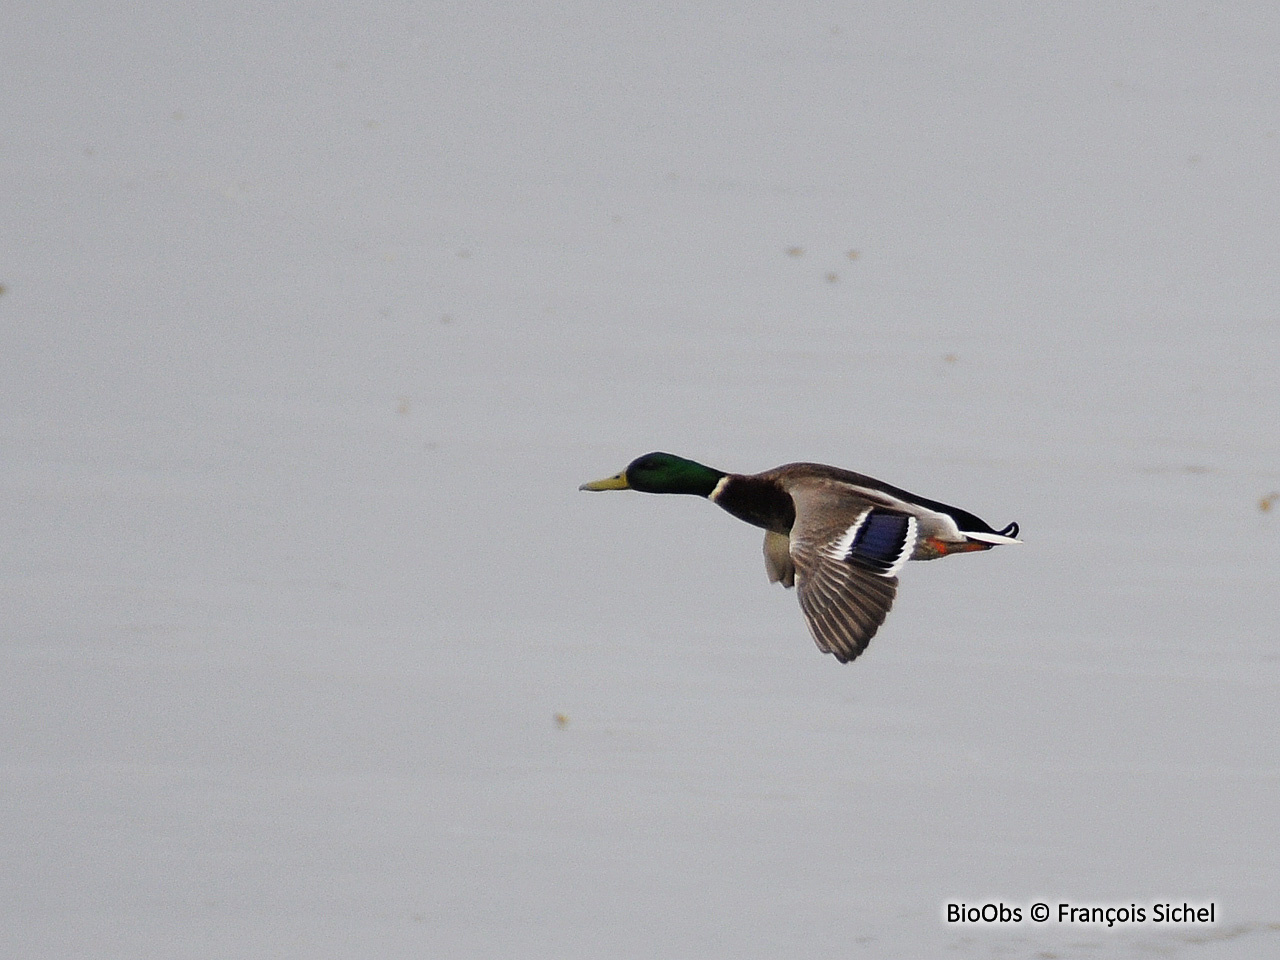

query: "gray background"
(3, 2), (1278, 957)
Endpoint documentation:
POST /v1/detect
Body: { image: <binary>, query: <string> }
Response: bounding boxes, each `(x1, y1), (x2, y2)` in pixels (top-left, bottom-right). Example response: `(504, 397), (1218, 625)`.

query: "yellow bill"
(579, 471), (630, 491)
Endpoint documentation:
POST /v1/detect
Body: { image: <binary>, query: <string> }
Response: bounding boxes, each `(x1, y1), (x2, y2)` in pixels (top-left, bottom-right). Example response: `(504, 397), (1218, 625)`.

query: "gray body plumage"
(711, 463), (1019, 663)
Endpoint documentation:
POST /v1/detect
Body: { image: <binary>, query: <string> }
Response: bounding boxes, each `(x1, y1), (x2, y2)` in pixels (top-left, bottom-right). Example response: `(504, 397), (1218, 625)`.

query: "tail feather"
(964, 521), (1021, 545)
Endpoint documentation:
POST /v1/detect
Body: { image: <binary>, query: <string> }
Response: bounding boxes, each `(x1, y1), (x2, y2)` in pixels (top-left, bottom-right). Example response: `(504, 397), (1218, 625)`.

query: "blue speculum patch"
(849, 511), (910, 570)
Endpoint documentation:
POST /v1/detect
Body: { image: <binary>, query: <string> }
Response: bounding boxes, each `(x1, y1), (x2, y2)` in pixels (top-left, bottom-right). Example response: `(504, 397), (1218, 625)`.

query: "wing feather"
(786, 483), (912, 662)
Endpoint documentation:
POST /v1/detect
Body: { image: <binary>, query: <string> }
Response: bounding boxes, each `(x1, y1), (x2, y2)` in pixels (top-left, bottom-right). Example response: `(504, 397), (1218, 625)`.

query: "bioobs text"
(946, 903), (1021, 923)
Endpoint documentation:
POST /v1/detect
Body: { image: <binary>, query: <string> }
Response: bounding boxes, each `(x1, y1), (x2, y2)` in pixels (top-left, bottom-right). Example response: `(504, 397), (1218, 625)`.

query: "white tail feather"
(964, 530), (1022, 545)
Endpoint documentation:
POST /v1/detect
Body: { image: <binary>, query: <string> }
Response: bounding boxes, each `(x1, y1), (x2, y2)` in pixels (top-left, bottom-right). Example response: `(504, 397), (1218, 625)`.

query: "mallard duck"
(581, 452), (1020, 663)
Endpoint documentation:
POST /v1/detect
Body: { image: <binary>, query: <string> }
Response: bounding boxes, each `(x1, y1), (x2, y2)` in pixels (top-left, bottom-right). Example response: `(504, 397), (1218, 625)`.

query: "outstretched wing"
(787, 485), (919, 663)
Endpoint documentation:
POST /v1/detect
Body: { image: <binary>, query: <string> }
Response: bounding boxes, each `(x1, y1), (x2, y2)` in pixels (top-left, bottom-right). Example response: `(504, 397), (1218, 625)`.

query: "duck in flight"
(581, 452), (1020, 663)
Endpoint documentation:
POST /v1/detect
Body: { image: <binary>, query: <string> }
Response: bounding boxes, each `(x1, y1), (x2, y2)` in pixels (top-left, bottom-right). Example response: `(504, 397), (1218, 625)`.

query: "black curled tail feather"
(997, 522), (1019, 539)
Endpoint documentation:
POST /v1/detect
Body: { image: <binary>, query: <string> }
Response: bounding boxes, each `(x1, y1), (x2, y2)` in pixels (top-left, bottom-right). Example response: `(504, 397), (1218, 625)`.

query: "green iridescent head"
(579, 452), (726, 497)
